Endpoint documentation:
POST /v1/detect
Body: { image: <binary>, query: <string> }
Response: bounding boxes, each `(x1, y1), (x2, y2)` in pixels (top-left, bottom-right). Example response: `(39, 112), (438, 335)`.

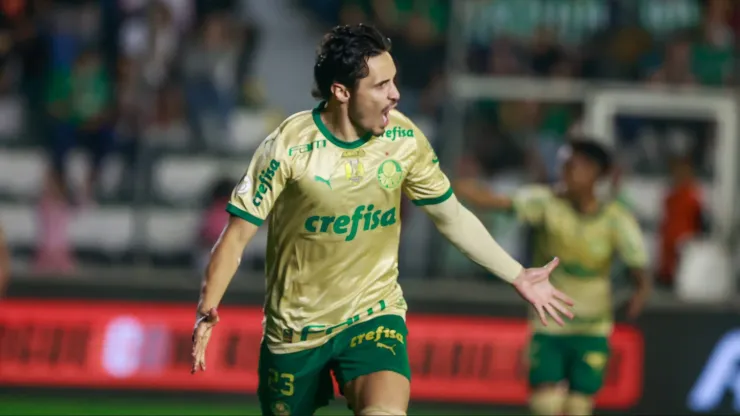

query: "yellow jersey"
(227, 102), (452, 353)
(512, 185), (648, 336)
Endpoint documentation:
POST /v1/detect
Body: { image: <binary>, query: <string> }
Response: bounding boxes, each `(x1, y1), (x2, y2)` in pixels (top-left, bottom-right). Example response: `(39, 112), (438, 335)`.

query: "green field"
(0, 394), (507, 416)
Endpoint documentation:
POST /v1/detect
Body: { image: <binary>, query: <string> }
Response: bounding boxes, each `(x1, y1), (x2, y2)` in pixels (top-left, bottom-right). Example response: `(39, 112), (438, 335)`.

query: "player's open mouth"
(381, 106), (393, 127)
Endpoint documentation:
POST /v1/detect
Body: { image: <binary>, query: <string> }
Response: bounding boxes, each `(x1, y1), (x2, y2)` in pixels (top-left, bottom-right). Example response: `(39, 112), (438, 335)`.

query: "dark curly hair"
(312, 24), (392, 100)
(569, 138), (613, 176)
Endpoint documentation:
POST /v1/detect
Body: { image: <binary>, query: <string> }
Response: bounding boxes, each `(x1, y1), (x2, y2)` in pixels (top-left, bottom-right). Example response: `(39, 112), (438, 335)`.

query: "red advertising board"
(0, 299), (642, 408)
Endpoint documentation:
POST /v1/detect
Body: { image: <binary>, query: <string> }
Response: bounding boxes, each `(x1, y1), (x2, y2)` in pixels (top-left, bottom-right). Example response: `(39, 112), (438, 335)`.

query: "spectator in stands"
(233, 2), (262, 109)
(339, 1), (366, 26)
(691, 0), (734, 86)
(530, 27), (566, 77)
(657, 155), (707, 288)
(0, 24), (14, 94)
(392, 12), (445, 116)
(0, 0), (28, 101)
(605, 25), (654, 80)
(183, 12), (239, 149)
(194, 0), (235, 27)
(143, 83), (192, 149)
(728, 0), (740, 38)
(36, 47), (114, 272)
(115, 56), (152, 198)
(142, 1), (179, 90)
(46, 47), (114, 206)
(645, 1), (734, 87)
(485, 38), (525, 76)
(6, 0), (50, 136)
(646, 35), (697, 85)
(119, 0), (179, 90)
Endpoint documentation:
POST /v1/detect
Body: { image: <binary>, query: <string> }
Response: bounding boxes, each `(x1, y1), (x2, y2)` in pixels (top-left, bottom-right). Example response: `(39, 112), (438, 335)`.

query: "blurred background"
(1, 0), (740, 414)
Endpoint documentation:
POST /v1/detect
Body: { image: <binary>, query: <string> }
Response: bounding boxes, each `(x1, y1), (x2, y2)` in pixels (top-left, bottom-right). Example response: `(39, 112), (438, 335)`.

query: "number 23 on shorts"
(268, 368), (295, 396)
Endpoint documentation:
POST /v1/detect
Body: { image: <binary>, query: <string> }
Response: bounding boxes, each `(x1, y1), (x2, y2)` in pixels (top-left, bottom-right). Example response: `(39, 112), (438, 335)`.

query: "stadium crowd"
(0, 0), (732, 282)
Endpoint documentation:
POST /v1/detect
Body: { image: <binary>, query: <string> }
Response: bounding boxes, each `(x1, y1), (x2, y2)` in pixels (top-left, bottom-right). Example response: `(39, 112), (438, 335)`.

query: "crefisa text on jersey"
(383, 126), (414, 141)
(253, 159), (281, 207)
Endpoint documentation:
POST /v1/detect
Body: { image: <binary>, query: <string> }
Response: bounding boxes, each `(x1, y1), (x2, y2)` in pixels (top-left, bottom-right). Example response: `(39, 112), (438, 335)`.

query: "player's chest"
(291, 140), (413, 202)
(543, 206), (614, 259)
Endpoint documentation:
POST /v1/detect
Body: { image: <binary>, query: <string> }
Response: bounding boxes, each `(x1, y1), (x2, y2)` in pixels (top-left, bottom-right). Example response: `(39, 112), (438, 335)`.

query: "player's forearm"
(453, 179), (513, 211)
(198, 217), (258, 313)
(630, 268), (652, 293)
(423, 195), (523, 283)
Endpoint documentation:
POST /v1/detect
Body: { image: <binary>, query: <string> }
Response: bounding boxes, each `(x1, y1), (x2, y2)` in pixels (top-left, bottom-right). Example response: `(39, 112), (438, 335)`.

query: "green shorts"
(528, 333), (610, 395)
(257, 314), (410, 416)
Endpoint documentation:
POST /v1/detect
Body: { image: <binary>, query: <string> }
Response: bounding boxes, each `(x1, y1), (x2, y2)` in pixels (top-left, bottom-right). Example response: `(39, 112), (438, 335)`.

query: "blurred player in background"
(455, 140), (651, 416)
(191, 24), (575, 416)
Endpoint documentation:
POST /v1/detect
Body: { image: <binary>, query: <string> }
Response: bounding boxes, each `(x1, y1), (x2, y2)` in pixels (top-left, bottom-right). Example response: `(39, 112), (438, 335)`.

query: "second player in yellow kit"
(191, 24), (576, 416)
(455, 140), (651, 416)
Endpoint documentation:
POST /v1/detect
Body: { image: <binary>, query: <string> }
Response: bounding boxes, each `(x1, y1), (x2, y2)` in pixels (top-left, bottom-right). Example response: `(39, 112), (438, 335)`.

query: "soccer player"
(454, 140), (651, 416)
(191, 24), (575, 416)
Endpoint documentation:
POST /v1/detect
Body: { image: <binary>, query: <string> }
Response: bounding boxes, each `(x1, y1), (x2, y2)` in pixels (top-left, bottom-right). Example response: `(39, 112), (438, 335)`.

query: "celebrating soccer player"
(455, 140), (651, 416)
(191, 24), (574, 416)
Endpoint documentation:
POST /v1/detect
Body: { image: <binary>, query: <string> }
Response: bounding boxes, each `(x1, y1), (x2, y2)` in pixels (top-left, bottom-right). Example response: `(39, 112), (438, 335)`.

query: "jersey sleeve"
(403, 133), (453, 206)
(511, 185), (552, 225)
(612, 208), (648, 269)
(226, 131), (290, 226)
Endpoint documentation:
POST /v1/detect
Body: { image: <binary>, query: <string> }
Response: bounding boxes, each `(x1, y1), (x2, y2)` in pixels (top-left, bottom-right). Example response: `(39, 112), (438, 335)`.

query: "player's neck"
(320, 101), (368, 142)
(566, 190), (599, 215)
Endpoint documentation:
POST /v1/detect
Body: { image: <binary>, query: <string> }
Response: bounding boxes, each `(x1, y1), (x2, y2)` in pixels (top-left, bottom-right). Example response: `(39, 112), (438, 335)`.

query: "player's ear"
(331, 83), (350, 104)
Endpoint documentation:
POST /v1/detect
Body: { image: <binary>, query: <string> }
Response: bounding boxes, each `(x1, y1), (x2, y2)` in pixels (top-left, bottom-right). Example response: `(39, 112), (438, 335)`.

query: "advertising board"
(0, 299), (643, 409)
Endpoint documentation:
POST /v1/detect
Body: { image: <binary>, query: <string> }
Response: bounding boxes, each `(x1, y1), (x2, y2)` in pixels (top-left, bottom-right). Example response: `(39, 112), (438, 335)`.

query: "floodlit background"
(0, 0), (739, 415)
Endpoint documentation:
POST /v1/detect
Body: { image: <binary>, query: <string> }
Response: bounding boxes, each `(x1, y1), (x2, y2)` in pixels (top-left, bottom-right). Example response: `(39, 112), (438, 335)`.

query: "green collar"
(312, 101), (373, 149)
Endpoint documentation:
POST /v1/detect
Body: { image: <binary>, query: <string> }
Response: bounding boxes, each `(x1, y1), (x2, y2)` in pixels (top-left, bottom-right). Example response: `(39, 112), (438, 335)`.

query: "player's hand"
(512, 257), (575, 326)
(191, 307), (219, 374)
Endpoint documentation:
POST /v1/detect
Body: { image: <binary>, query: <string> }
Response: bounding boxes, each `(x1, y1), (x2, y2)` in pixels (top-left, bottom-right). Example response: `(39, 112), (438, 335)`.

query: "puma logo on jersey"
(350, 325), (405, 348)
(376, 342), (397, 355)
(304, 204), (397, 241)
(314, 175), (331, 189)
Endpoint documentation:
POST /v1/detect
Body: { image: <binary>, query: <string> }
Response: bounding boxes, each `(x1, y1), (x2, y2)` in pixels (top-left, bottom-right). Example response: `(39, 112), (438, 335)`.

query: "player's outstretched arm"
(199, 216), (259, 314)
(626, 268), (651, 320)
(192, 216), (259, 374)
(421, 194), (574, 325)
(453, 177), (513, 211)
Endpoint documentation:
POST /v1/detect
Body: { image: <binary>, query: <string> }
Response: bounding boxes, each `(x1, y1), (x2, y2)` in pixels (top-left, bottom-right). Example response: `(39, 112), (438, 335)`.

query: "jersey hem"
(265, 309), (407, 355)
(226, 203), (264, 226)
(531, 320), (613, 336)
(411, 186), (454, 206)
